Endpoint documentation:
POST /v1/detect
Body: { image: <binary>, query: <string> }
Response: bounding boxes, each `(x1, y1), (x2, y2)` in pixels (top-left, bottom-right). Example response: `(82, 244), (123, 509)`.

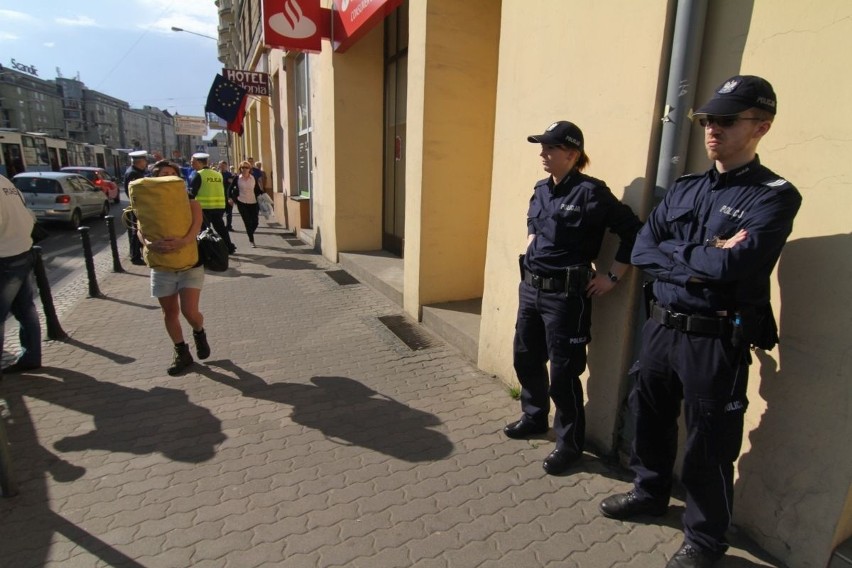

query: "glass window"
(294, 54), (313, 199)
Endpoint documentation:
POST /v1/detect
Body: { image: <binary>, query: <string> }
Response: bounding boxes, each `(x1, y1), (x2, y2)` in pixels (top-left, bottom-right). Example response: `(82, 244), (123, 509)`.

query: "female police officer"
(504, 120), (642, 475)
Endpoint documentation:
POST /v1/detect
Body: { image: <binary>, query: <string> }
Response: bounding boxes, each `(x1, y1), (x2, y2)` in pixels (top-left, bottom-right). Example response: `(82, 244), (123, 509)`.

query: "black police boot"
(599, 490), (668, 519)
(167, 343), (194, 376)
(193, 328), (211, 360)
(542, 448), (581, 475)
(503, 419), (548, 439)
(665, 543), (719, 568)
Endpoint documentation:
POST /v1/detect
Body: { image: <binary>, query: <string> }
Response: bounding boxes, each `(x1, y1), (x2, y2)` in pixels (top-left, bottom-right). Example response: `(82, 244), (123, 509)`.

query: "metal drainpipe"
(654, 0), (709, 200)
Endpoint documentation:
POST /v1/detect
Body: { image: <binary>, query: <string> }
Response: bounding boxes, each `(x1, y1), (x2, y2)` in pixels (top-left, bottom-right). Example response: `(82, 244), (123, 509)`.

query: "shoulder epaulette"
(762, 178), (790, 188)
(674, 172), (702, 182)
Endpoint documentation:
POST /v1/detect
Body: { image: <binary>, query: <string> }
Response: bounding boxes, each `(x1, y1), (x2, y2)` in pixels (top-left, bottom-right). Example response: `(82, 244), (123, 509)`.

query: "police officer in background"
(218, 160), (235, 230)
(599, 76), (802, 568)
(504, 120), (642, 475)
(189, 152), (235, 254)
(123, 150), (149, 265)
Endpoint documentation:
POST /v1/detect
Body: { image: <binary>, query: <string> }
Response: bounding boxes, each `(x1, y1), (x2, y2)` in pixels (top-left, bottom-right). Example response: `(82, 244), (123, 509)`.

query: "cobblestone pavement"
(0, 220), (783, 567)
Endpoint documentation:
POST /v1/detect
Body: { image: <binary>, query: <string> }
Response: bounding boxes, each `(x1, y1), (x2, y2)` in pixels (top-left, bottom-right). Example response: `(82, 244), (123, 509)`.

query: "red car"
(60, 167), (121, 203)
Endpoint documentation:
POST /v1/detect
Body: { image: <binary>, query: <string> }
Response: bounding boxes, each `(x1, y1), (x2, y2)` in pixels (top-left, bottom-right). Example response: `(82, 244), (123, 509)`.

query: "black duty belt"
(523, 269), (566, 292)
(650, 301), (730, 336)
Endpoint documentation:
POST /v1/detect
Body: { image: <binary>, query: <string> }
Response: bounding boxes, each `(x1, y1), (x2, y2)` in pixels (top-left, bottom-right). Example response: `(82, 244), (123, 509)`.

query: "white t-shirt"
(0, 174), (34, 258)
(236, 175), (258, 204)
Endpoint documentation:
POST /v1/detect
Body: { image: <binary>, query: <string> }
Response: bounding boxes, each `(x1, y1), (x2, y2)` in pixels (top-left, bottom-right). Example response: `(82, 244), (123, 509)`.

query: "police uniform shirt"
(123, 165), (148, 194)
(525, 172), (642, 276)
(631, 156), (802, 315)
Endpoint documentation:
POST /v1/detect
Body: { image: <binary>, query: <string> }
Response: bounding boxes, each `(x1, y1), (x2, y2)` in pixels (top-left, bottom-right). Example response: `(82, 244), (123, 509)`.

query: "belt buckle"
(667, 311), (687, 331)
(530, 274), (541, 287)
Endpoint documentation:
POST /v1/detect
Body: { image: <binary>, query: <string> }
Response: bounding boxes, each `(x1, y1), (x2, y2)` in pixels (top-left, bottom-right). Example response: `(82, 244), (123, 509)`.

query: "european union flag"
(204, 74), (247, 125)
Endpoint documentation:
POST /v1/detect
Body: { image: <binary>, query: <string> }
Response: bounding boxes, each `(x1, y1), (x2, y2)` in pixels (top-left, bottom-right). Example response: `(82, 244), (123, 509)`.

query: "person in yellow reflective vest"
(189, 152), (235, 254)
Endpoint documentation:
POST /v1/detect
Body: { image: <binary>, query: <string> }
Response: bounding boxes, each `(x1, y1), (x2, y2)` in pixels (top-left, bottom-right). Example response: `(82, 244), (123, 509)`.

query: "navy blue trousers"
(512, 281), (591, 453)
(630, 318), (749, 557)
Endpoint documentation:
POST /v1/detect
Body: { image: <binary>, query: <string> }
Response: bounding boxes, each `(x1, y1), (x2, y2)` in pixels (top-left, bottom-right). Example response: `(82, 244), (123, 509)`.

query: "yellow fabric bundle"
(127, 176), (198, 271)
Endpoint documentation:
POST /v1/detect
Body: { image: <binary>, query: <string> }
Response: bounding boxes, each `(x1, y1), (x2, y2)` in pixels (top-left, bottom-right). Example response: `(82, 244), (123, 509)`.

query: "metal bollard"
(77, 226), (102, 298)
(0, 400), (19, 497)
(104, 215), (125, 273)
(31, 246), (68, 341)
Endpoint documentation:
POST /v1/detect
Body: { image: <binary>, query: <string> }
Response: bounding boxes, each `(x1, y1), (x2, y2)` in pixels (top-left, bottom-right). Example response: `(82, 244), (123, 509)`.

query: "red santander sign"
(333, 0), (402, 52)
(262, 0), (323, 53)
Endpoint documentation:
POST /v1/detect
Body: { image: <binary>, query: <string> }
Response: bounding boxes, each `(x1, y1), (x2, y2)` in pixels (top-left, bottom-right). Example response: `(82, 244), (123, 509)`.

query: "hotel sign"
(223, 69), (271, 96)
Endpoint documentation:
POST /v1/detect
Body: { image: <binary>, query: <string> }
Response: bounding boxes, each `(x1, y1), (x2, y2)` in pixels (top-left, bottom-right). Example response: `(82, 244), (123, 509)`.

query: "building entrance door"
(382, 2), (408, 256)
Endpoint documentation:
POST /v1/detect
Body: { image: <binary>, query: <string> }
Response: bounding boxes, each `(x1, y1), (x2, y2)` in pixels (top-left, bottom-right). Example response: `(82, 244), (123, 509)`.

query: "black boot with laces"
(167, 342), (194, 376)
(193, 328), (211, 360)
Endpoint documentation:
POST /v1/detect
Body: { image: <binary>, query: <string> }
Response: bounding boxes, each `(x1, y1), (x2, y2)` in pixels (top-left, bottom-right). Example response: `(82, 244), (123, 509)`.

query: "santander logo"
(268, 0), (317, 39)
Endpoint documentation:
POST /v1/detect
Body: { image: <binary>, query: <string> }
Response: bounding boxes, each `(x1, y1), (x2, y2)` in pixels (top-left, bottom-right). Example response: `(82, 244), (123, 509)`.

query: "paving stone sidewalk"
(0, 222), (783, 567)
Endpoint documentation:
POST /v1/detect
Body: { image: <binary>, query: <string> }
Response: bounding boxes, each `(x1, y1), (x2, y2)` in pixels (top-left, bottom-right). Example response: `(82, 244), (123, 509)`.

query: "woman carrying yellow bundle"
(135, 160), (210, 375)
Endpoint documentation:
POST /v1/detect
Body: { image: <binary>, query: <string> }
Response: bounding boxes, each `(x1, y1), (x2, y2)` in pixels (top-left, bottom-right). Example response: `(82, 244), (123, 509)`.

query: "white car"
(13, 172), (110, 229)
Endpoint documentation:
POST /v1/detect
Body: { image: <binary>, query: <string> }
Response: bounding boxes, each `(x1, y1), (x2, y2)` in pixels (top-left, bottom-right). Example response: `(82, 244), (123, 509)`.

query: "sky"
(0, 0), (222, 118)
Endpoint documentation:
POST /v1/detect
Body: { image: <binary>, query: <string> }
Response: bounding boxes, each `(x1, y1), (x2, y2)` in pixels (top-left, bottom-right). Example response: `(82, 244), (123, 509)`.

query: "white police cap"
(129, 150), (148, 159)
(192, 152), (210, 160)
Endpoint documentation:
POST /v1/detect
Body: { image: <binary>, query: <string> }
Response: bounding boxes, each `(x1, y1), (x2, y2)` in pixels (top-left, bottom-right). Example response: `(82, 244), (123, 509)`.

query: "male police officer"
(123, 150), (149, 265)
(189, 153), (235, 254)
(505, 120), (642, 475)
(599, 76), (802, 567)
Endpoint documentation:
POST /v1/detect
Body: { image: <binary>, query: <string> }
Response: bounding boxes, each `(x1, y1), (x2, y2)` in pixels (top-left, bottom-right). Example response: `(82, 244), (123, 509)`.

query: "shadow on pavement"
(199, 359), (455, 462)
(96, 295), (159, 311)
(9, 367), (225, 463)
(0, 390), (152, 568)
(61, 337), (136, 365)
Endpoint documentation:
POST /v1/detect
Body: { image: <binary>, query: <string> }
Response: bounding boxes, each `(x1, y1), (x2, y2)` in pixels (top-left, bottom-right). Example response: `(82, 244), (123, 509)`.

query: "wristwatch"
(607, 271), (619, 283)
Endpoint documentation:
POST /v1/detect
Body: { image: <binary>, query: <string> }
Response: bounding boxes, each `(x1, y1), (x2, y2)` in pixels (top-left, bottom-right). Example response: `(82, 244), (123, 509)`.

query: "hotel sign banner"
(223, 69), (271, 96)
(332, 0), (402, 52)
(262, 0), (323, 53)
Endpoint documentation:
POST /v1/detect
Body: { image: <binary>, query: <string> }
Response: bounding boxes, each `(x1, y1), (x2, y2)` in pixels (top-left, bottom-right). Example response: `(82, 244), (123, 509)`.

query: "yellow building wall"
(479, 0), (671, 452)
(402, 0), (500, 316)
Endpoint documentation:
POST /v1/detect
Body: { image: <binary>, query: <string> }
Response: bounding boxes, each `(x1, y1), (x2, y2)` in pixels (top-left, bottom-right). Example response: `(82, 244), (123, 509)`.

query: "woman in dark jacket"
(227, 160), (264, 247)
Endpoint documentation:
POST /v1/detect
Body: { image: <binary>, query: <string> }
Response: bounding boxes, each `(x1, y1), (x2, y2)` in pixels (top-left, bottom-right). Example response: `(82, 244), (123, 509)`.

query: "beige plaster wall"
(331, 24), (384, 253)
(400, 0), (500, 315)
(681, 2), (852, 566)
(479, 0), (671, 452)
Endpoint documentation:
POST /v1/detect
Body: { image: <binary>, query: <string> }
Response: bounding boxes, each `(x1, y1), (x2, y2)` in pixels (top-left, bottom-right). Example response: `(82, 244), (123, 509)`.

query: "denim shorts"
(150, 266), (205, 298)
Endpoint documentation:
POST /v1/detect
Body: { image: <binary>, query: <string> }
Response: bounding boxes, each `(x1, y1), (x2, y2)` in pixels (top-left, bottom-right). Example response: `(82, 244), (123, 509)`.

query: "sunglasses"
(240, 167), (250, 170)
(697, 115), (764, 128)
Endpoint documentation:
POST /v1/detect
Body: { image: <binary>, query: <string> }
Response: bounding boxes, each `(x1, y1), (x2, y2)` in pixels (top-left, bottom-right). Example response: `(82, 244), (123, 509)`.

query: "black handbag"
(31, 222), (49, 243)
(196, 227), (229, 272)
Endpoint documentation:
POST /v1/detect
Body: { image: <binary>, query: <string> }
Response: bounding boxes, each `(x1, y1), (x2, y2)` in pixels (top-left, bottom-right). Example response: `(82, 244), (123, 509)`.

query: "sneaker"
(1, 361), (41, 374)
(193, 328), (211, 360)
(167, 343), (193, 376)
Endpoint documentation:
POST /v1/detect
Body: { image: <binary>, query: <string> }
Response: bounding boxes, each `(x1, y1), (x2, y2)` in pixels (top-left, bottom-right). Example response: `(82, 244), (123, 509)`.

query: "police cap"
(191, 152), (210, 161)
(527, 121), (584, 151)
(694, 75), (777, 116)
(129, 150), (148, 160)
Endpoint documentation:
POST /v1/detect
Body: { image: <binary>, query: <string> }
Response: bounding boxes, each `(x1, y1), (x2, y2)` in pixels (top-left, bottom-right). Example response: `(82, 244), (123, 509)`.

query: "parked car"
(60, 166), (121, 203)
(13, 172), (110, 229)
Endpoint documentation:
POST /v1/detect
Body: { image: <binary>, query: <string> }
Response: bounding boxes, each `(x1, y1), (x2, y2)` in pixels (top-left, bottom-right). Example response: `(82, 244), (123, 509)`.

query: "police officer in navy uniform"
(189, 152), (236, 254)
(123, 150), (149, 265)
(599, 76), (802, 568)
(504, 120), (642, 475)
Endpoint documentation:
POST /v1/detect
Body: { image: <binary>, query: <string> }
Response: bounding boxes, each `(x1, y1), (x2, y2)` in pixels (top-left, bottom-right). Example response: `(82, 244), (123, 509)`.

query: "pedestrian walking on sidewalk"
(505, 120), (642, 475)
(598, 76), (802, 568)
(0, 174), (42, 376)
(140, 160), (211, 376)
(219, 160), (235, 230)
(228, 161), (263, 248)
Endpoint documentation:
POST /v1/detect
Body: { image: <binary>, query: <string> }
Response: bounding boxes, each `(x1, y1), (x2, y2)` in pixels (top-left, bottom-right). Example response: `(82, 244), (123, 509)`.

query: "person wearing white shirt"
(0, 174), (42, 376)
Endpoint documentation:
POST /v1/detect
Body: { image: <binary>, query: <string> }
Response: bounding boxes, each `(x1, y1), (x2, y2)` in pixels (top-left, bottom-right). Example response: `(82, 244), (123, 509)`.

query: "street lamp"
(170, 26), (217, 41)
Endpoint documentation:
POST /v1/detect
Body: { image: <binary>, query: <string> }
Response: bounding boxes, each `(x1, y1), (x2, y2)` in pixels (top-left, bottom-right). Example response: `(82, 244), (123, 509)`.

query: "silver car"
(13, 172), (110, 229)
